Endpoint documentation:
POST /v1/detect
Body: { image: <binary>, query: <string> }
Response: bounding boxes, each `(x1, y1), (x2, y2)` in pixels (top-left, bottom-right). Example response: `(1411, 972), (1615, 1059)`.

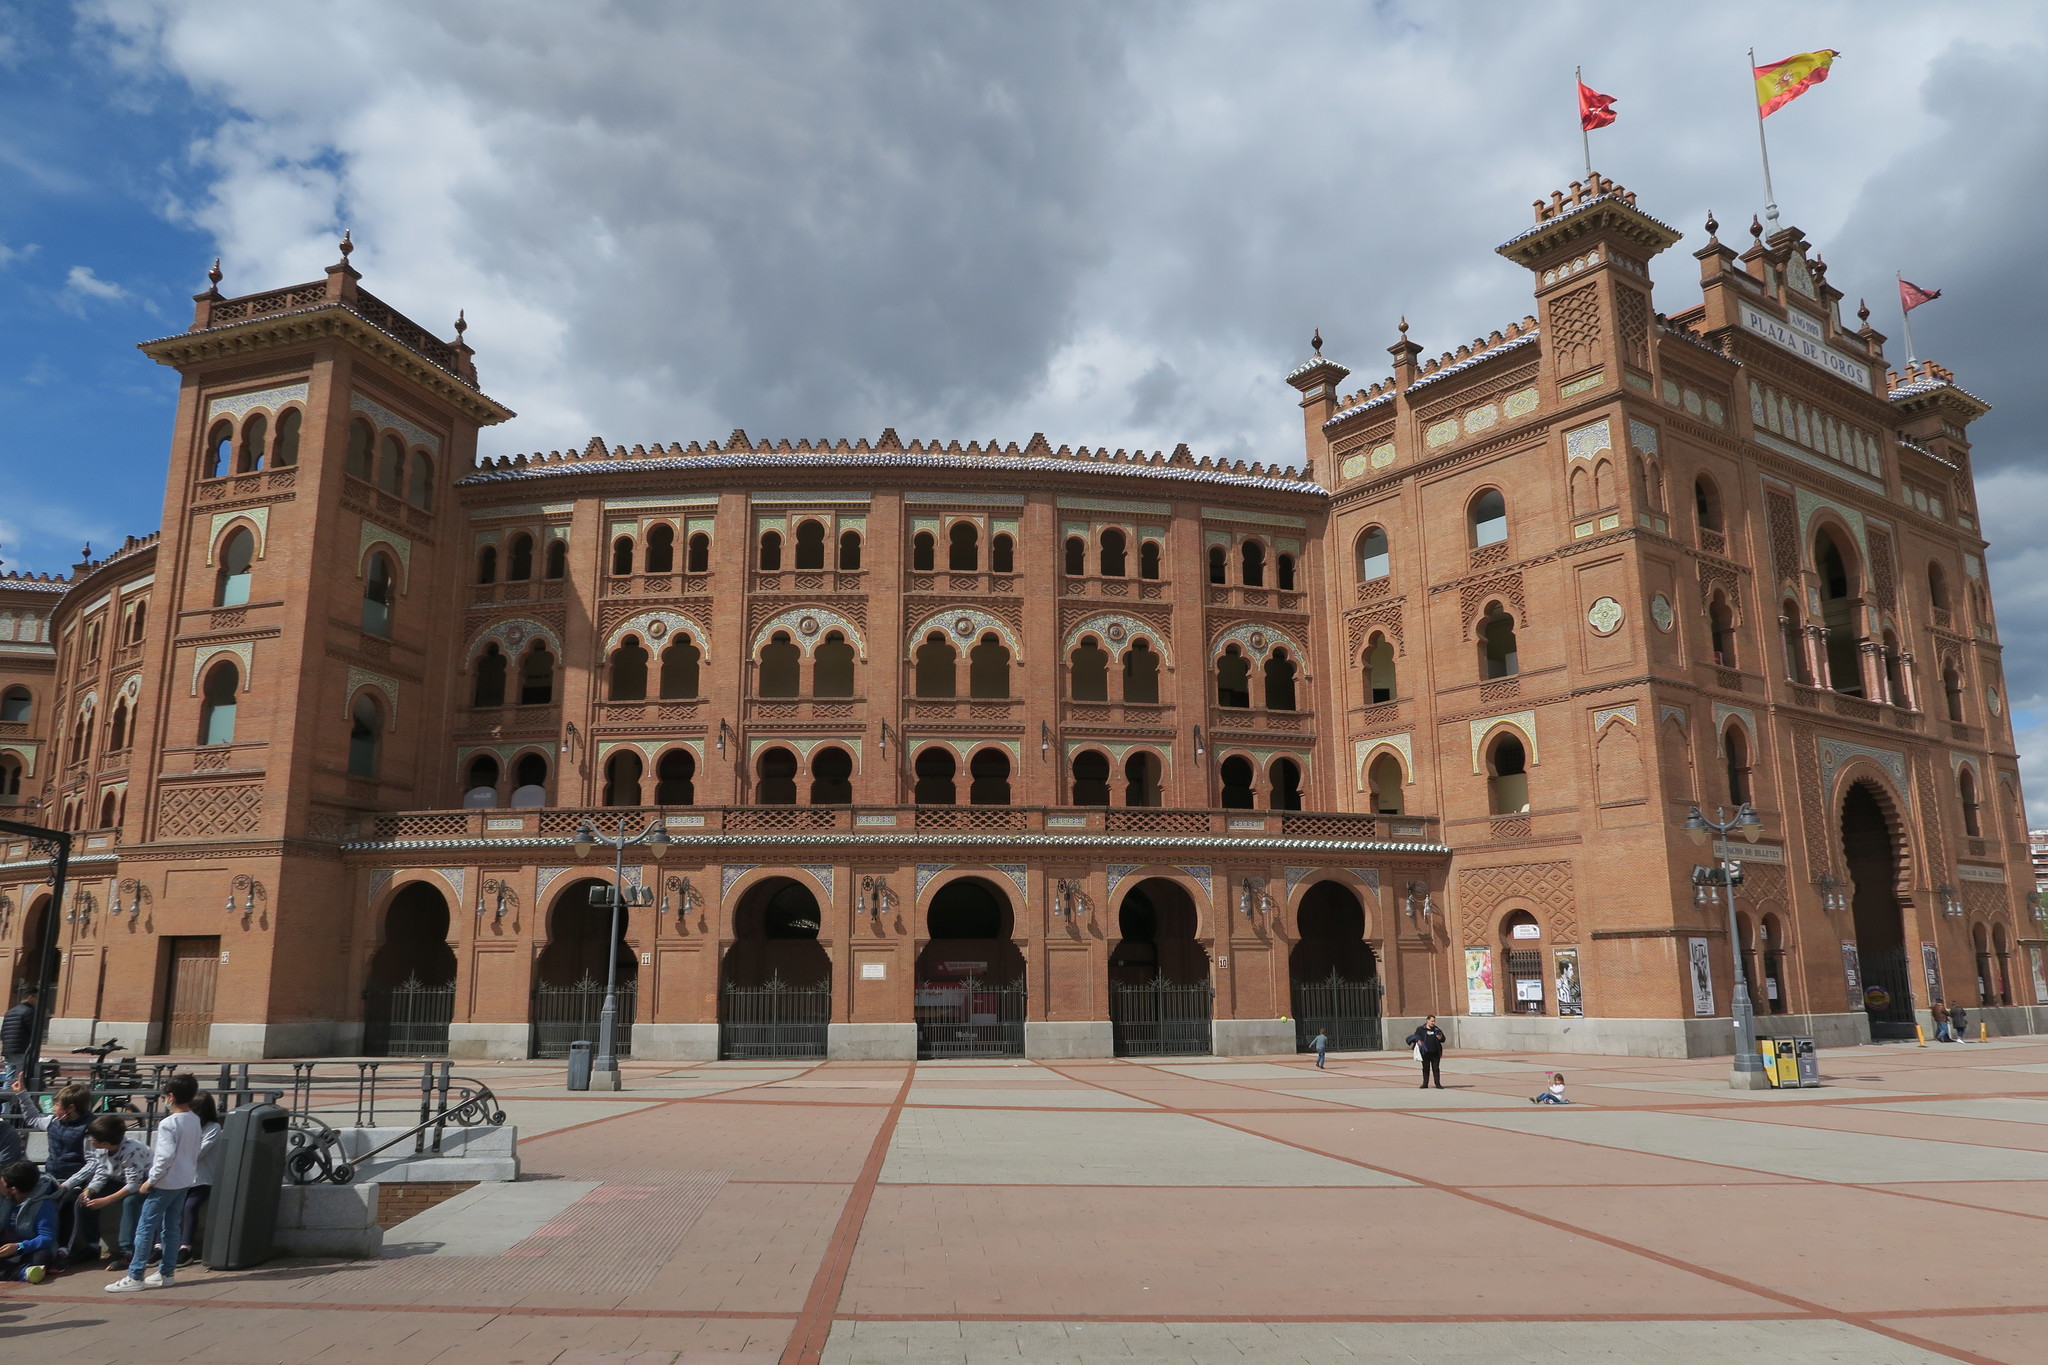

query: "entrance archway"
(1840, 781), (1915, 1037)
(1288, 880), (1381, 1050)
(1109, 877), (1211, 1055)
(721, 877), (831, 1058)
(532, 878), (638, 1058)
(914, 876), (1025, 1057)
(14, 894), (51, 999)
(362, 882), (457, 1056)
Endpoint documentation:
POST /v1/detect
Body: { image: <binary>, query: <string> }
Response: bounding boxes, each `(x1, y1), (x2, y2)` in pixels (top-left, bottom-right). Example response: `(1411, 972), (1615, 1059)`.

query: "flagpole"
(1897, 272), (1918, 364)
(1577, 66), (1592, 177)
(1749, 48), (1780, 228)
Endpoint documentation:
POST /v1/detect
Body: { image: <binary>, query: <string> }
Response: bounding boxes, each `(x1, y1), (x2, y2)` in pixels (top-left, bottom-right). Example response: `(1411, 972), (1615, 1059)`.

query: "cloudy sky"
(5, 1), (2048, 808)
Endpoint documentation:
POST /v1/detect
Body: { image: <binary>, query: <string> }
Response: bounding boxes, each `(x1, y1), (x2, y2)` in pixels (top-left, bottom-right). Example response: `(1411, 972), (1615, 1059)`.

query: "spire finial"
(1397, 316), (1409, 336)
(1310, 327), (1322, 356)
(1749, 214), (1763, 241)
(454, 308), (468, 337)
(1704, 210), (1719, 240)
(207, 257), (223, 288)
(338, 229), (353, 259)
(1857, 298), (1870, 324)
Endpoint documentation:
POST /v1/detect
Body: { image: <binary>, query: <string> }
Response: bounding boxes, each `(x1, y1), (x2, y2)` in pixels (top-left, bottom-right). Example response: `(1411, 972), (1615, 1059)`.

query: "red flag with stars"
(1578, 79), (1617, 131)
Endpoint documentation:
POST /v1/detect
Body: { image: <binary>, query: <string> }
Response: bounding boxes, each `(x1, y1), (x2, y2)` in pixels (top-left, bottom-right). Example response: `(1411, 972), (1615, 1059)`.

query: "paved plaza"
(7, 1040), (2048, 1363)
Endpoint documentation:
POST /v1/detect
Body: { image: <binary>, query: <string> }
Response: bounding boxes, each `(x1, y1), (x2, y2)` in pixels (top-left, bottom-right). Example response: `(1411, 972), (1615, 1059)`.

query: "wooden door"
(163, 937), (220, 1054)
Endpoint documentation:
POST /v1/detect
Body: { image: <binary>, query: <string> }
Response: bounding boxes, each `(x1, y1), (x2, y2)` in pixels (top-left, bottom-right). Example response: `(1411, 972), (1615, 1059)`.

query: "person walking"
(1, 989), (38, 1088)
(1950, 1004), (1969, 1043)
(1404, 1015), (1446, 1089)
(1931, 998), (1952, 1043)
(107, 1074), (203, 1292)
(1311, 1028), (1329, 1069)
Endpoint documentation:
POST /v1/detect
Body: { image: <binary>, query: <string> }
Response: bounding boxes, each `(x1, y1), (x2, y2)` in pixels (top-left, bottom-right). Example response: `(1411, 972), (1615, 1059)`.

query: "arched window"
(1216, 644), (1251, 708)
(1780, 599), (1810, 685)
(1268, 757), (1302, 810)
(216, 528), (255, 607)
(756, 747), (799, 804)
(1139, 540), (1161, 580)
(510, 752), (549, 807)
(544, 540), (567, 579)
(1943, 661), (1965, 722)
(969, 749), (1012, 805)
(476, 545), (498, 585)
(464, 754), (500, 808)
(838, 530), (862, 571)
(990, 533), (1013, 574)
(1123, 751), (1161, 807)
(0, 686), (30, 724)
(603, 751), (643, 807)
(1263, 648), (1298, 710)
(608, 636), (650, 701)
(655, 750), (696, 805)
(0, 753), (22, 800)
(1470, 489), (1508, 547)
(344, 418), (375, 481)
(1124, 638), (1160, 704)
(1070, 637), (1109, 701)
(506, 533), (534, 581)
(1569, 466), (1592, 519)
(793, 520), (826, 570)
(1368, 753), (1404, 814)
(407, 450), (434, 508)
(1815, 529), (1861, 694)
(1487, 733), (1529, 814)
(1219, 755), (1255, 809)
(611, 535), (635, 576)
(107, 698), (129, 752)
(1928, 561), (1951, 612)
(1207, 545), (1227, 584)
(1070, 750), (1111, 805)
(1099, 528), (1127, 577)
(968, 632), (1010, 698)
(361, 553), (395, 636)
(1240, 539), (1266, 586)
(1882, 630), (1905, 707)
(1695, 475), (1723, 533)
(1479, 603), (1518, 678)
(758, 529), (783, 571)
(1709, 595), (1737, 668)
(913, 531), (936, 572)
(686, 532), (710, 573)
(519, 643), (555, 705)
(813, 631), (855, 698)
(99, 791), (118, 829)
(1364, 633), (1396, 704)
(948, 522), (979, 571)
(272, 408), (301, 466)
(915, 632), (956, 698)
(1357, 527), (1390, 581)
(348, 693), (382, 778)
(238, 413), (267, 474)
(810, 748), (854, 804)
(1724, 724), (1752, 806)
(472, 644), (507, 707)
(1960, 767), (1982, 837)
(643, 523), (675, 574)
(124, 601), (147, 643)
(659, 636), (701, 699)
(376, 434), (405, 496)
(69, 707), (90, 764)
(758, 631), (801, 697)
(203, 420), (233, 479)
(913, 748), (957, 805)
(1064, 536), (1086, 576)
(1276, 553), (1296, 591)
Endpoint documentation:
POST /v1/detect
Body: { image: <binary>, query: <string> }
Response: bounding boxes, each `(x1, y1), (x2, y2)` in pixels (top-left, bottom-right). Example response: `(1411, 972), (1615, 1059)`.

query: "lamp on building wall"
(664, 873), (700, 928)
(226, 873), (258, 919)
(560, 720), (582, 760)
(66, 886), (95, 927)
(115, 877), (148, 922)
(1040, 720), (1051, 761)
(1816, 873), (1849, 917)
(1937, 883), (1964, 918)
(860, 874), (895, 925)
(1054, 877), (1087, 924)
(1404, 879), (1434, 927)
(1239, 876), (1271, 923)
(477, 877), (515, 924)
(717, 718), (736, 758)
(1193, 725), (1205, 759)
(0, 892), (12, 935)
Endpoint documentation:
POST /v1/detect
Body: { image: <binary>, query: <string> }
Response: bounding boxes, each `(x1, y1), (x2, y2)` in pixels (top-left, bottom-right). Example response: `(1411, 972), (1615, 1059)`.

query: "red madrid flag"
(1899, 278), (1941, 312)
(1578, 79), (1617, 131)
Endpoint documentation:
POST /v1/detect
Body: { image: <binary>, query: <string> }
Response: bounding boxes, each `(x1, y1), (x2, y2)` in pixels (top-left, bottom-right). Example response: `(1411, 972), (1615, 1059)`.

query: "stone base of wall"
(631, 1023), (720, 1060)
(1212, 1019), (1292, 1056)
(447, 1022), (532, 1060)
(273, 1183), (383, 1259)
(207, 1020), (346, 1059)
(828, 1022), (917, 1060)
(1381, 1012), (1885, 1060)
(340, 1124), (519, 1183)
(1942, 1004), (2048, 1039)
(1024, 1020), (1112, 1059)
(46, 1016), (155, 1051)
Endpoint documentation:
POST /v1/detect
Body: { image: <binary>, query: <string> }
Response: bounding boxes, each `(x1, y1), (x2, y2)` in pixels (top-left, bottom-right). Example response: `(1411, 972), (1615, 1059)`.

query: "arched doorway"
(1840, 782), (1915, 1037)
(14, 894), (51, 999)
(721, 877), (831, 1058)
(531, 878), (638, 1058)
(1109, 877), (1211, 1055)
(1288, 880), (1381, 1051)
(914, 876), (1026, 1057)
(362, 882), (458, 1056)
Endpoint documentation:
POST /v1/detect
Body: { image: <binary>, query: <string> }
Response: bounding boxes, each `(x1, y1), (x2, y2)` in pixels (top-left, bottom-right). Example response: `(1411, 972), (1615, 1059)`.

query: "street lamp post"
(0, 816), (71, 1096)
(572, 815), (671, 1089)
(1685, 803), (1771, 1089)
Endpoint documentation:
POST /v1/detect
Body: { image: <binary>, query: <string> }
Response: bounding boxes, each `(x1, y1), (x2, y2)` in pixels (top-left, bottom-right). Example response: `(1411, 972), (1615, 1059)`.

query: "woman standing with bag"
(1404, 1015), (1446, 1089)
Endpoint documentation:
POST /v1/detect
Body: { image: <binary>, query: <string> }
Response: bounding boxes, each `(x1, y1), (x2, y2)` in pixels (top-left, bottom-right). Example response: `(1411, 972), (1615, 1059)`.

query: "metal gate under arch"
(532, 976), (637, 1059)
(914, 978), (1025, 1058)
(362, 977), (455, 1057)
(1291, 971), (1383, 1053)
(1110, 978), (1213, 1056)
(720, 975), (831, 1059)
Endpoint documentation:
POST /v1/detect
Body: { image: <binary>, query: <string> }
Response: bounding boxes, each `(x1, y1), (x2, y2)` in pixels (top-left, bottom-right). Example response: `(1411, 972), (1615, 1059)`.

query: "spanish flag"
(1754, 49), (1839, 118)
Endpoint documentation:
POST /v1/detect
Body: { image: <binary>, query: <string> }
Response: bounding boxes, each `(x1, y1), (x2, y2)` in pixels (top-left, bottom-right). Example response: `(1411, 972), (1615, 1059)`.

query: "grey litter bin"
(1793, 1036), (1821, 1088)
(567, 1040), (594, 1091)
(204, 1101), (290, 1271)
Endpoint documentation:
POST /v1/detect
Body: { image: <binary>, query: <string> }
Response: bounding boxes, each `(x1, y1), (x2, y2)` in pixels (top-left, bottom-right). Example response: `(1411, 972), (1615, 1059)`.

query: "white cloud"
(64, 264), (129, 302)
(0, 241), (34, 267)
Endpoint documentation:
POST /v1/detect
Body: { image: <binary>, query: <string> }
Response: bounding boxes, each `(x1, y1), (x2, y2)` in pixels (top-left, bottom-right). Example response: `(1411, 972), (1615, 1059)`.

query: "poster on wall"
(1465, 947), (1496, 1016)
(2030, 946), (2048, 1006)
(1554, 946), (1583, 1016)
(1841, 941), (1863, 1011)
(1922, 943), (1943, 999)
(1688, 937), (1715, 1016)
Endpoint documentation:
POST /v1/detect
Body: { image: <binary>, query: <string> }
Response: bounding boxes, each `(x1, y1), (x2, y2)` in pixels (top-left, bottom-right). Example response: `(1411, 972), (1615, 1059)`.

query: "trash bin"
(567, 1040), (594, 1091)
(1793, 1036), (1820, 1087)
(204, 1101), (290, 1271)
(1757, 1039), (1799, 1088)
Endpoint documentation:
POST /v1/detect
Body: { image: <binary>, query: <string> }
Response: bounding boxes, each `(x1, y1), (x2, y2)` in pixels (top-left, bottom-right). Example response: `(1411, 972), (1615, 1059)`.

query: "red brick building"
(3, 175), (2043, 1060)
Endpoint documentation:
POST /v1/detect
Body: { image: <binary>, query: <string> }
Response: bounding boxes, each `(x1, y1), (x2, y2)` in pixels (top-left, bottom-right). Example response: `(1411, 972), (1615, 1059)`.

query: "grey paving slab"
(491, 1099), (664, 1133)
(822, 1319), (1957, 1364)
(381, 1178), (600, 1257)
(916, 1059), (1041, 1068)
(905, 1087), (1159, 1109)
(1433, 1108), (2048, 1183)
(1349, 1057), (1560, 1076)
(879, 1106), (1409, 1186)
(1592, 1079), (1906, 1102)
(1858, 1096), (2048, 1125)
(1274, 1086), (1533, 1109)
(1151, 1062), (1319, 1079)
(1981, 1061), (2048, 1074)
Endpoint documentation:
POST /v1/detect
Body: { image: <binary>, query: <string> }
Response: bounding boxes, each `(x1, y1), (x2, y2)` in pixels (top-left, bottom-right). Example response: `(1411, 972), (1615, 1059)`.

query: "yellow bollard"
(1915, 1024), (1927, 1047)
(1981, 1021), (1989, 1041)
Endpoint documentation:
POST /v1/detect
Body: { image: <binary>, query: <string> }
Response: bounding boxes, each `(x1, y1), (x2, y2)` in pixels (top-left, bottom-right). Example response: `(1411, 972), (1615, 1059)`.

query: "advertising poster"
(2030, 946), (2048, 1006)
(1688, 937), (1714, 1016)
(1841, 941), (1863, 1011)
(1464, 946), (1496, 1016)
(1555, 946), (1583, 1016)
(1922, 943), (1943, 999)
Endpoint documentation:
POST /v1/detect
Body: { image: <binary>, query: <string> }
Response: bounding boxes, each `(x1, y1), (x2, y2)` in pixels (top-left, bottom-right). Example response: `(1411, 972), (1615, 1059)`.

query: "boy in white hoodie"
(107, 1073), (203, 1292)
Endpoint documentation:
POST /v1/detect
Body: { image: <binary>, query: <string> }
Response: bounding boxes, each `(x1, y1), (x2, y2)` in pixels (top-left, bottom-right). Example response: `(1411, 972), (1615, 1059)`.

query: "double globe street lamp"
(1684, 803), (1772, 1090)
(572, 816), (672, 1088)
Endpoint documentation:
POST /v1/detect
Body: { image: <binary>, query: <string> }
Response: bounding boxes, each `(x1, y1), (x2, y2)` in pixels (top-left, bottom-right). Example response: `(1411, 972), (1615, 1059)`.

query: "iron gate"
(532, 975), (637, 1059)
(1290, 971), (1383, 1053)
(1859, 947), (1918, 1040)
(1110, 977), (1213, 1057)
(915, 978), (1025, 1058)
(720, 975), (831, 1059)
(362, 977), (456, 1057)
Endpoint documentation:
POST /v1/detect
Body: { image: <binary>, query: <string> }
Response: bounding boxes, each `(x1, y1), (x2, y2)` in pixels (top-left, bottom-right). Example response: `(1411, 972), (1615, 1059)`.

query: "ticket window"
(1504, 912), (1544, 1015)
